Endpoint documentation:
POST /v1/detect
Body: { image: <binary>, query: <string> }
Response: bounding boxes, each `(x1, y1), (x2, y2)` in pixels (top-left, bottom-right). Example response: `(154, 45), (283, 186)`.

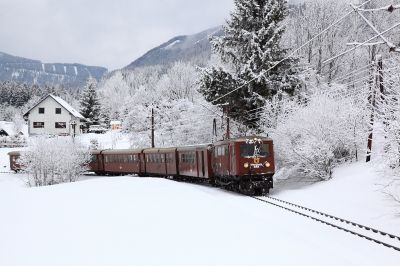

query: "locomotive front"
(235, 137), (274, 195)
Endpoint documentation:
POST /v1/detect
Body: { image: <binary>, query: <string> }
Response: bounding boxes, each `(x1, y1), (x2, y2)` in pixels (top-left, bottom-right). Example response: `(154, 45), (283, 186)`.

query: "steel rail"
(250, 196), (400, 252)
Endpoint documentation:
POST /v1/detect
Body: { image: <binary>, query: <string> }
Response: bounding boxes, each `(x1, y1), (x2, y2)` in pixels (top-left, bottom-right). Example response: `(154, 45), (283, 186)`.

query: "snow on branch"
(346, 41), (385, 46)
(358, 4), (400, 12)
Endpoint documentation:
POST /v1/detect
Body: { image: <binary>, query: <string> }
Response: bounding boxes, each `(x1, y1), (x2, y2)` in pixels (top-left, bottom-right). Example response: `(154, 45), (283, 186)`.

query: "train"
(8, 136), (275, 195)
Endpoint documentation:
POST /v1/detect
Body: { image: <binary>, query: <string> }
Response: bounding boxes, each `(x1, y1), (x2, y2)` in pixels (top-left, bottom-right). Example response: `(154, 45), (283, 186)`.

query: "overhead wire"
(209, 0), (376, 104)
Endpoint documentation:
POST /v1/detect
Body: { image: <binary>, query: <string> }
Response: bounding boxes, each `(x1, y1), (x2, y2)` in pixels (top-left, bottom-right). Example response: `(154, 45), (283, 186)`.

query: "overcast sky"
(0, 0), (235, 70)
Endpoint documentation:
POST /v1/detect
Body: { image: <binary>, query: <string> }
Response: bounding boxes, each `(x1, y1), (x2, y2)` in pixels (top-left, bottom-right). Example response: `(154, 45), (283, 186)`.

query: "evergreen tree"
(199, 0), (300, 128)
(80, 78), (101, 124)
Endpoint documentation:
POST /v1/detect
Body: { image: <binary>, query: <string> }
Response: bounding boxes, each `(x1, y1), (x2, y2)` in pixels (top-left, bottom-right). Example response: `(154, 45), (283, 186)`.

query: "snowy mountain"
(0, 51), (107, 88)
(125, 26), (222, 69)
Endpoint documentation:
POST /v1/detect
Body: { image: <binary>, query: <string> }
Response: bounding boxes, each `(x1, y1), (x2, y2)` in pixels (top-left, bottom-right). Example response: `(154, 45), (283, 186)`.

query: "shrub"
(19, 137), (90, 186)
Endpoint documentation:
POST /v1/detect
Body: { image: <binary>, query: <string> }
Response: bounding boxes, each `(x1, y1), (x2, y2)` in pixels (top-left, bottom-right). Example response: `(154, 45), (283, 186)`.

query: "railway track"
(250, 195), (400, 252)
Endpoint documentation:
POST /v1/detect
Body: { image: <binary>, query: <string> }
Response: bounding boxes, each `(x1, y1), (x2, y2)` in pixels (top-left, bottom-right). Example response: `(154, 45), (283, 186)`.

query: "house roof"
(0, 121), (14, 136)
(0, 121), (28, 136)
(23, 94), (86, 120)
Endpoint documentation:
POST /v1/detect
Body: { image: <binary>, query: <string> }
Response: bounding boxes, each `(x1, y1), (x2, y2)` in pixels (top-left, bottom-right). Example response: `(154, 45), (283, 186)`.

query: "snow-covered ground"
(274, 162), (400, 236)
(0, 147), (399, 265)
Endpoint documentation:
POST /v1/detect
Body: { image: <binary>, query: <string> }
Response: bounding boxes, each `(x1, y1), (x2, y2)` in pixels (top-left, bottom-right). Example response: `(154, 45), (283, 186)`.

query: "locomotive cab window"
(240, 143), (269, 158)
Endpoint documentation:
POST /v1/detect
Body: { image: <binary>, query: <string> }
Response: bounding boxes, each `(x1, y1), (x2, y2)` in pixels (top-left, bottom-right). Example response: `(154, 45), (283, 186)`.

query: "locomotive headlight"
(244, 162), (249, 168)
(264, 161), (271, 167)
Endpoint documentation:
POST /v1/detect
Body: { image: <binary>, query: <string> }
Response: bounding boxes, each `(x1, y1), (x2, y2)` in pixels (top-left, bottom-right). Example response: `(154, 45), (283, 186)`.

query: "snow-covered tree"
(19, 137), (90, 186)
(271, 89), (368, 181)
(80, 78), (101, 124)
(200, 0), (300, 128)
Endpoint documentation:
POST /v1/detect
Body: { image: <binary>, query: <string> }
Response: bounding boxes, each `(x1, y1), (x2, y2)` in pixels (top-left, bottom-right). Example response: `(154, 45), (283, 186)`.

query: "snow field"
(0, 170), (399, 266)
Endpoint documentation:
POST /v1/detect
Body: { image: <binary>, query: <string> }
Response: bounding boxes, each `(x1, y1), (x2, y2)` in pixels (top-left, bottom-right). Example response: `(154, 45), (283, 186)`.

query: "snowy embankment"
(274, 162), (400, 236)
(1, 148), (400, 265)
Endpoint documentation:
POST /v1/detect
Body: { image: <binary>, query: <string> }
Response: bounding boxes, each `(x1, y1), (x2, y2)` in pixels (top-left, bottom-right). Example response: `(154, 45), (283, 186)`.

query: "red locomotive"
(8, 136), (274, 195)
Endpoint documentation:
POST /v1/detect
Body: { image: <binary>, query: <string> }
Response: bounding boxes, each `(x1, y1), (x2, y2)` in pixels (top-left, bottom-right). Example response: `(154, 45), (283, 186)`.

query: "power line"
(323, 21), (400, 64)
(210, 0), (375, 104)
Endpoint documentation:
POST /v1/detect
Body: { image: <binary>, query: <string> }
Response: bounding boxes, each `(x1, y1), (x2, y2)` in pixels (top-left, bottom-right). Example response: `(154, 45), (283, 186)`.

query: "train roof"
(101, 149), (144, 154)
(8, 151), (21, 155)
(213, 136), (272, 145)
(176, 144), (211, 151)
(143, 147), (177, 153)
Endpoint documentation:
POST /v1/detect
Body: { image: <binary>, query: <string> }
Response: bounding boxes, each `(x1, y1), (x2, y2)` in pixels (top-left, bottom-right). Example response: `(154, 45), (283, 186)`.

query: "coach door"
(200, 151), (205, 177)
(230, 144), (235, 175)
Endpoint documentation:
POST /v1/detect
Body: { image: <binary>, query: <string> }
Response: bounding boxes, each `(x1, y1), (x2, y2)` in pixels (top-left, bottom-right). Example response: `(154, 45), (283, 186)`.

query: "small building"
(23, 94), (87, 136)
(110, 121), (122, 131)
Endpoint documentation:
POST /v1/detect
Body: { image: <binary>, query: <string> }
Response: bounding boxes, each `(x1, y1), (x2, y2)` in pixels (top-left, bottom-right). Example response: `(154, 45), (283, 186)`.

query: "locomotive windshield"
(240, 143), (269, 158)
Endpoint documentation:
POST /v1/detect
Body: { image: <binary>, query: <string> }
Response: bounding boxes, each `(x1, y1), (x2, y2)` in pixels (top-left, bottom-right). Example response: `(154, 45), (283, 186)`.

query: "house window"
(38, 108), (45, 114)
(33, 122), (44, 128)
(55, 108), (61, 114)
(55, 122), (66, 128)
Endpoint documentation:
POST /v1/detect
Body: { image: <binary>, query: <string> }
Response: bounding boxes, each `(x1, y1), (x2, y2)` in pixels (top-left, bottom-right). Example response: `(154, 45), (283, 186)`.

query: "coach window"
(55, 108), (61, 114)
(38, 107), (45, 114)
(91, 155), (97, 163)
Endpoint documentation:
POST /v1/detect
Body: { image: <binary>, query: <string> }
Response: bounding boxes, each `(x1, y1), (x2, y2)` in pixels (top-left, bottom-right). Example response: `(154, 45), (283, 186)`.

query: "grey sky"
(0, 0), (235, 70)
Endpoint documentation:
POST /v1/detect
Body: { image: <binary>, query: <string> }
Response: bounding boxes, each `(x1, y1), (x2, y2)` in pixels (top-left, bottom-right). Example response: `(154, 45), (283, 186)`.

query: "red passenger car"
(143, 148), (178, 177)
(102, 149), (143, 175)
(89, 150), (105, 174)
(177, 145), (213, 179)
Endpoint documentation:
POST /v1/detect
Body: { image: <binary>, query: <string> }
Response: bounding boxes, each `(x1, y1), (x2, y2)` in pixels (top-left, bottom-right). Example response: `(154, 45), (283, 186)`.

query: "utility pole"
(151, 108), (155, 148)
(212, 118), (217, 142)
(226, 117), (230, 139)
(366, 53), (382, 162)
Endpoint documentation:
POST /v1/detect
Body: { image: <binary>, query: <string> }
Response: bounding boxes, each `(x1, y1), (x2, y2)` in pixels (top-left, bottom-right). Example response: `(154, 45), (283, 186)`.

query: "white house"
(23, 94), (87, 136)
